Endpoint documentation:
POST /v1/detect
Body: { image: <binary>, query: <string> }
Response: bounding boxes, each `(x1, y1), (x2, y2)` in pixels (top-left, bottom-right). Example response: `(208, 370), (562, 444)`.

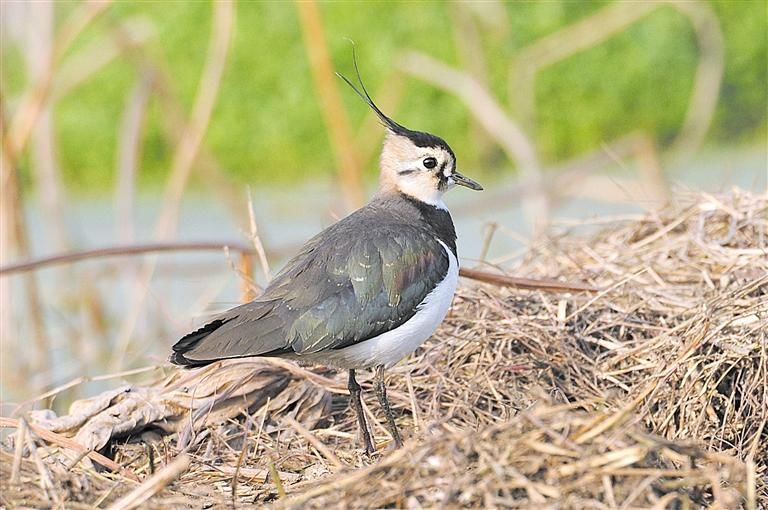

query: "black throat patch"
(400, 193), (458, 257)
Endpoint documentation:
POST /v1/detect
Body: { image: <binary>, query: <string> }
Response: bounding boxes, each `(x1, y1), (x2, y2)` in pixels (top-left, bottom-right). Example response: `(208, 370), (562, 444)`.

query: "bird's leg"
(348, 369), (376, 455)
(374, 365), (404, 448)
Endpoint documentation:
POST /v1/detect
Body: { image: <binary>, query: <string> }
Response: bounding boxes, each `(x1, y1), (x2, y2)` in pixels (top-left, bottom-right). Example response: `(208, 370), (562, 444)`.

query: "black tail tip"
(169, 351), (212, 368)
(169, 318), (230, 368)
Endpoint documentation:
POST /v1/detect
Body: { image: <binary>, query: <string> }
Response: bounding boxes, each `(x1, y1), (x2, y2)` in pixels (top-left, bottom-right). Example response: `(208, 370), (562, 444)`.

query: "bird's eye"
(423, 157), (438, 169)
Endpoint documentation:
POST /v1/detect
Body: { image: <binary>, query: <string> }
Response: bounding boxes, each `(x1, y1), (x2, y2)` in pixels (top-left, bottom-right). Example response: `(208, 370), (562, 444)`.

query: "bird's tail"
(170, 319), (229, 367)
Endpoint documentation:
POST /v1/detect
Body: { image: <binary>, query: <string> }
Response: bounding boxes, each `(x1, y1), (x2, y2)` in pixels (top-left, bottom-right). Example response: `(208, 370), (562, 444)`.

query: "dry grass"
(2, 189), (765, 509)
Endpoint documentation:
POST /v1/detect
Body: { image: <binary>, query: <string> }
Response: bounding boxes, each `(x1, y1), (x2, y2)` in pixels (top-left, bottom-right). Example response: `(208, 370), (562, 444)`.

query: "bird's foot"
(363, 437), (377, 457)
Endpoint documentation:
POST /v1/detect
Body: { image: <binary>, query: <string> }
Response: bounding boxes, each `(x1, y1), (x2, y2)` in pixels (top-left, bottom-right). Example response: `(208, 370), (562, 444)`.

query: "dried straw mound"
(2, 189), (765, 509)
(276, 401), (749, 509)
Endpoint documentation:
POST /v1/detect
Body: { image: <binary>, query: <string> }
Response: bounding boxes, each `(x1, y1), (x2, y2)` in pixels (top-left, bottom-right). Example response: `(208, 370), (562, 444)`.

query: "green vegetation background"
(4, 1), (767, 192)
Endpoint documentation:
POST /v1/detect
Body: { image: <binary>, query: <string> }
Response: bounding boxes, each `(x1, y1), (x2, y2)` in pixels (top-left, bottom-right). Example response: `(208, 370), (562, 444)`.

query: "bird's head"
(337, 56), (482, 208)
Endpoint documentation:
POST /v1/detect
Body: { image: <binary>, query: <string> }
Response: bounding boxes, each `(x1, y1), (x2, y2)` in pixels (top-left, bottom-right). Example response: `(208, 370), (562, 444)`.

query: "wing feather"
(171, 203), (451, 366)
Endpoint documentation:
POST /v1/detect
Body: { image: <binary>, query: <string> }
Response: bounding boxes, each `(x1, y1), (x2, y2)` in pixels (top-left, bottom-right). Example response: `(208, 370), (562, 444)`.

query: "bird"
(170, 57), (482, 454)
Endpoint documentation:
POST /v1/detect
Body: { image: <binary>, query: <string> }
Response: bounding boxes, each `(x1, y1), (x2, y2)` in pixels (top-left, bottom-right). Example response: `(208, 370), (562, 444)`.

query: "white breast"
(301, 240), (459, 369)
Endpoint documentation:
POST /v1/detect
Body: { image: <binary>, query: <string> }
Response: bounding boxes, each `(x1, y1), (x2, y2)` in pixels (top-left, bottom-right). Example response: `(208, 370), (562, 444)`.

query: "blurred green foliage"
(4, 1), (766, 192)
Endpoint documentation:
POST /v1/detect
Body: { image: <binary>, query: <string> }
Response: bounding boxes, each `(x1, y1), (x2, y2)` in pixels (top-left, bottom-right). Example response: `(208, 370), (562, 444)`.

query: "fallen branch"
(459, 267), (598, 293)
(0, 242), (597, 293)
(0, 241), (256, 276)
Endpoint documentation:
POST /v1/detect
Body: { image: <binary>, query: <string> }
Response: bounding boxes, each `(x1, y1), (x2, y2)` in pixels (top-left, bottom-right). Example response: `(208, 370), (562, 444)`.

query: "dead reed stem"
(111, 0), (235, 371)
(400, 51), (541, 182)
(296, 0), (364, 210)
(115, 74), (153, 245)
(0, 242), (256, 276)
(246, 187), (272, 283)
(400, 51), (549, 232)
(1, 0), (112, 399)
(3, 0), (111, 163)
(0, 242), (597, 297)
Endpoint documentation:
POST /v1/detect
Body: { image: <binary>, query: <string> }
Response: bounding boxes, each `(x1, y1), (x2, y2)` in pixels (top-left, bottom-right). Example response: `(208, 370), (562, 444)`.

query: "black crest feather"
(336, 44), (455, 156)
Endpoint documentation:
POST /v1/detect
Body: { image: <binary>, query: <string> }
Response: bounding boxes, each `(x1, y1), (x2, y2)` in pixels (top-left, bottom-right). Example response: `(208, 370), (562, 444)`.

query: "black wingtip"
(170, 318), (230, 368)
(168, 351), (210, 368)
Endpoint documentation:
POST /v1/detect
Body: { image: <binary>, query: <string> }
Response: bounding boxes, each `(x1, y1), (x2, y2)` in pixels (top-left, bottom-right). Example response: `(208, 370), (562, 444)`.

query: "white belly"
(297, 240), (459, 369)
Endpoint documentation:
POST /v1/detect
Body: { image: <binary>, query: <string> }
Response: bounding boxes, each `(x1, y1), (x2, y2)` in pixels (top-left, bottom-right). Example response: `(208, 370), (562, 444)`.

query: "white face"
(395, 146), (457, 205)
(380, 134), (457, 209)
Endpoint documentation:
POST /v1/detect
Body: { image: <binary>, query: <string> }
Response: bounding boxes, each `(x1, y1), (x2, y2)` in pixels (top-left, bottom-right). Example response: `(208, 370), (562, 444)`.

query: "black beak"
(452, 171), (483, 191)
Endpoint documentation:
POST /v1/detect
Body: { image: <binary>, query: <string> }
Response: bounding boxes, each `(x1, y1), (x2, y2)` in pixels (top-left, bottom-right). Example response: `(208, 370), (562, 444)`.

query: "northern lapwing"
(170, 59), (483, 454)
